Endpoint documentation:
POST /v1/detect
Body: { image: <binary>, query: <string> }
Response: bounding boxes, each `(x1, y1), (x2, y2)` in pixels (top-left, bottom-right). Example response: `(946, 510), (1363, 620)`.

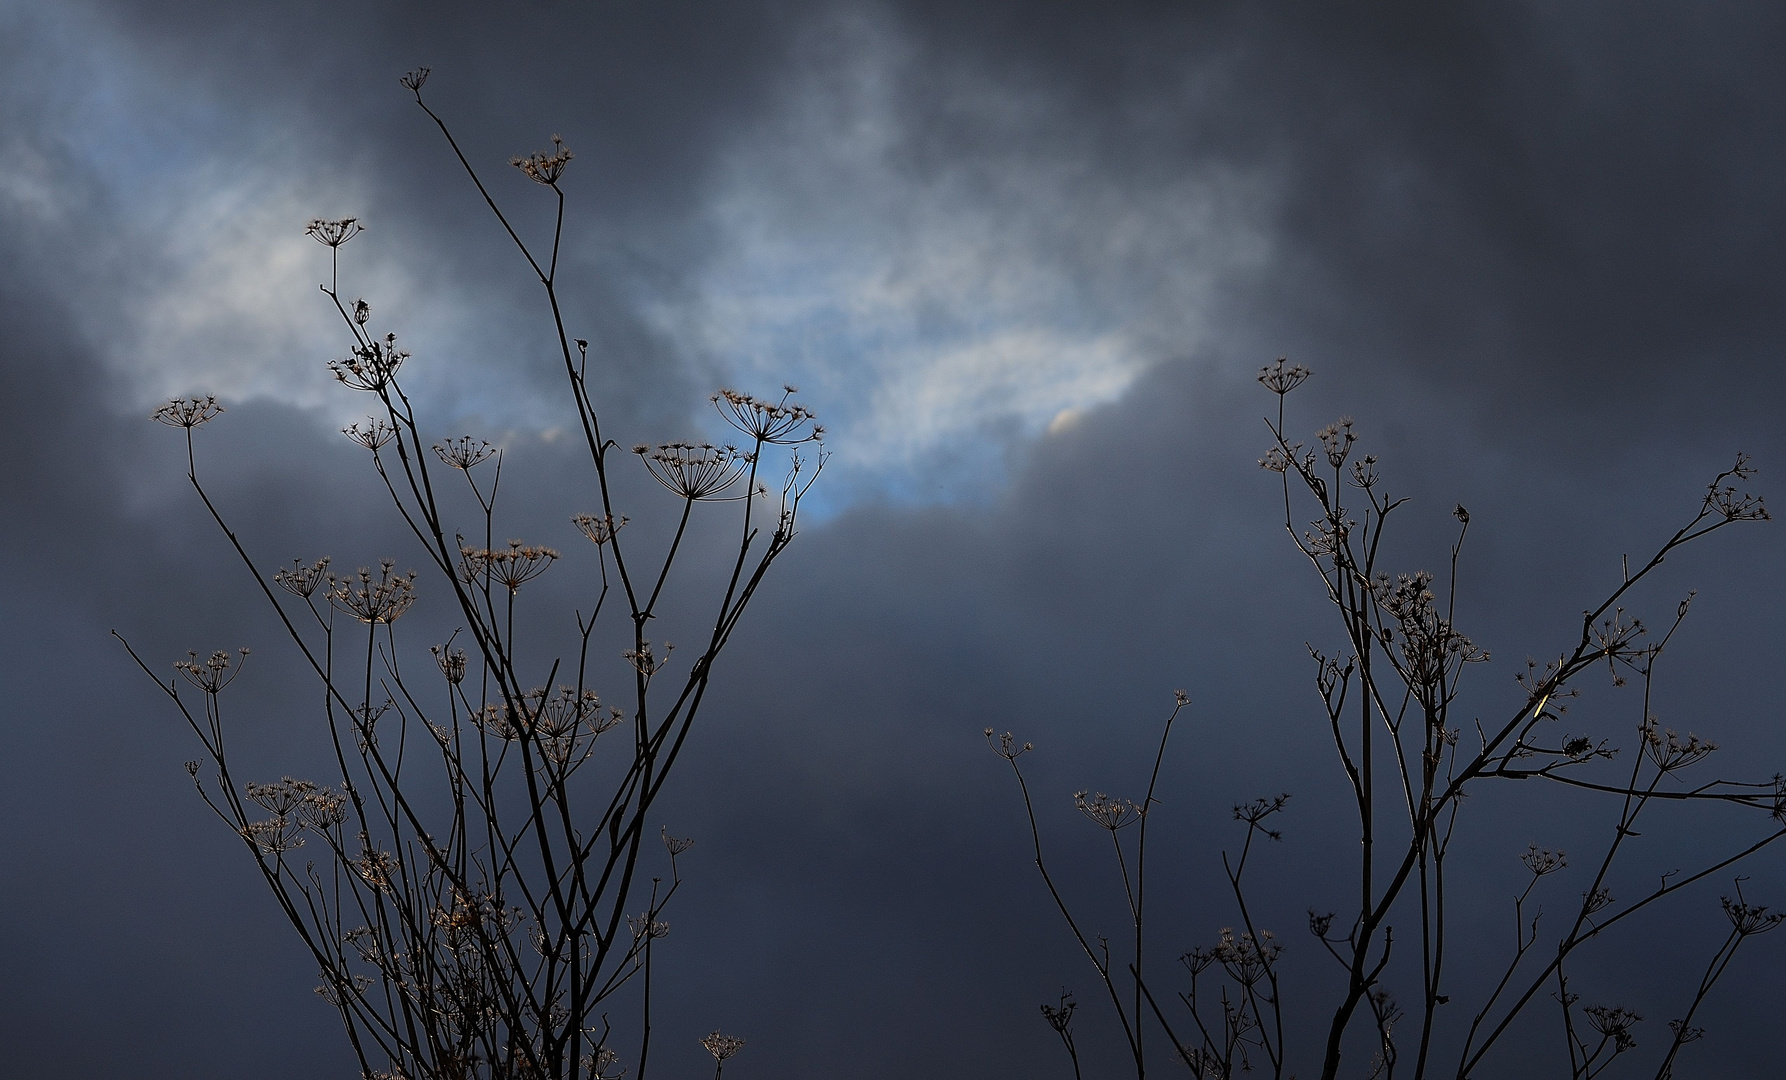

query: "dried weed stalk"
(996, 361), (1780, 1080)
(122, 69), (817, 1080)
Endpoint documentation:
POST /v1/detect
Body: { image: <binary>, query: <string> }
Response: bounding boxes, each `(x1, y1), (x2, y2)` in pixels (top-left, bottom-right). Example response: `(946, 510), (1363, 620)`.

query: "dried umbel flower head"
(662, 827), (694, 856)
(1560, 734), (1607, 761)
(526, 685), (619, 743)
(700, 1031), (745, 1063)
(511, 135), (572, 185)
(1582, 1005), (1641, 1052)
(430, 643), (467, 685)
(1318, 416), (1356, 468)
(1233, 793), (1291, 840)
(628, 913), (670, 941)
(305, 218), (364, 248)
(582, 1046), (624, 1080)
(273, 556), (330, 598)
(175, 647), (250, 695)
(1181, 945), (1217, 977)
(152, 396), (224, 429)
(1039, 989), (1077, 1034)
(1641, 719), (1717, 773)
(328, 561), (418, 624)
(240, 815), (305, 855)
(1702, 452), (1770, 522)
(984, 728), (1032, 760)
(571, 512), (628, 547)
(351, 298), (371, 325)
(1258, 357), (1311, 395)
(472, 702), (521, 742)
(633, 442), (754, 501)
(329, 334), (407, 392)
(433, 436), (495, 471)
(299, 786), (349, 829)
(1520, 844), (1567, 877)
(712, 387), (823, 445)
(246, 776), (318, 817)
(622, 640), (672, 676)
(1074, 790), (1143, 831)
(1212, 926), (1283, 986)
(458, 541), (559, 594)
(356, 845), (400, 891)
(400, 67), (430, 93)
(1721, 880), (1786, 936)
(344, 419), (396, 451)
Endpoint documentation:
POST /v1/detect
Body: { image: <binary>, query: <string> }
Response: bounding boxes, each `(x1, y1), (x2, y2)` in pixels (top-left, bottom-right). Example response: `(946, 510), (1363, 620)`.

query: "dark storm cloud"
(3, 2), (1784, 1077)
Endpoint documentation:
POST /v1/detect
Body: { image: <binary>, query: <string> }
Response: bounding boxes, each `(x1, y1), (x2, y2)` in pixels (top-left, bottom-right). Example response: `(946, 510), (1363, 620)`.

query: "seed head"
(458, 541), (558, 594)
(433, 436), (496, 471)
(344, 420), (396, 451)
(152, 396), (224, 429)
(327, 561), (418, 624)
(1074, 791), (1143, 831)
(1258, 358), (1311, 395)
(628, 913), (670, 940)
(1519, 844), (1566, 877)
(634, 442), (754, 501)
(329, 334), (407, 392)
(1721, 880), (1786, 936)
(701, 1031), (745, 1063)
(712, 387), (822, 445)
(572, 513), (629, 547)
(305, 218), (364, 248)
(274, 556), (331, 599)
(175, 647), (250, 695)
(1582, 1005), (1641, 1052)
(1039, 990), (1077, 1035)
(511, 135), (572, 185)
(430, 643), (468, 685)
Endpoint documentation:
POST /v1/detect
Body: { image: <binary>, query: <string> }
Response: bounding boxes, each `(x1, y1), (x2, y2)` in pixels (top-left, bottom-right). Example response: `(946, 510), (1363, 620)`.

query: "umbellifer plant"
(121, 68), (820, 1080)
(993, 360), (1781, 1079)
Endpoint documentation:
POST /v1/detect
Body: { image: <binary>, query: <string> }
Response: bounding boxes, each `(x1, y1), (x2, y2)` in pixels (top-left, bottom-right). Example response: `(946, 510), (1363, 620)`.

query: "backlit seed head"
(712, 387), (822, 445)
(511, 135), (572, 185)
(344, 420), (396, 451)
(1258, 357), (1311, 395)
(327, 561), (418, 624)
(572, 513), (628, 546)
(434, 436), (496, 471)
(634, 442), (754, 501)
(701, 1031), (745, 1062)
(152, 396), (224, 429)
(274, 556), (331, 599)
(305, 218), (364, 248)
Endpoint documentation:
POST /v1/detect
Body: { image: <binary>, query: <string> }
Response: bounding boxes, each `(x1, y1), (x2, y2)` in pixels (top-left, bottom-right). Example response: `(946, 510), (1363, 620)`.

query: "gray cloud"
(4, 2), (1785, 1076)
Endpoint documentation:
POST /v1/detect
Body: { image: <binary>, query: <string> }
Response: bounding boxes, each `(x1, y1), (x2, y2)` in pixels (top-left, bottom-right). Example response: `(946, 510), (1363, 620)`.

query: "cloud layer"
(3, 2), (1785, 1077)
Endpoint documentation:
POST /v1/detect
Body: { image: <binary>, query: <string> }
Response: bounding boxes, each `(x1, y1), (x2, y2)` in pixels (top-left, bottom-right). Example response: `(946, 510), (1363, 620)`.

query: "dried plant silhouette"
(119, 68), (816, 1080)
(993, 361), (1781, 1079)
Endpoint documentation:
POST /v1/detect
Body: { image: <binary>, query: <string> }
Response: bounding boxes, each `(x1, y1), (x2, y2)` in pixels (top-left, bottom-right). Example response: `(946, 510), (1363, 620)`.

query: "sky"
(2, 1), (1784, 1077)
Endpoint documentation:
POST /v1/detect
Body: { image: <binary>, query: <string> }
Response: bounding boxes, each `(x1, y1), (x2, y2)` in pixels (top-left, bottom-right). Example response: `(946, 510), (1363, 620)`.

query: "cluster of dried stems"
(122, 69), (810, 1080)
(994, 361), (1781, 1079)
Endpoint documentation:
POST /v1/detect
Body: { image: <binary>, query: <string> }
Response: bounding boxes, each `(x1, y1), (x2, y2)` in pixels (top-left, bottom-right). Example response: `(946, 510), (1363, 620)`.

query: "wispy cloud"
(650, 6), (1277, 499)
